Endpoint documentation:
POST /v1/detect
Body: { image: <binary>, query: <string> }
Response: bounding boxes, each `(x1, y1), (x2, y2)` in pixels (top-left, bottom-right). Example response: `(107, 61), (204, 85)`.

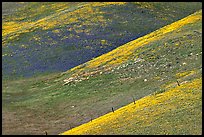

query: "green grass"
(2, 10), (202, 135)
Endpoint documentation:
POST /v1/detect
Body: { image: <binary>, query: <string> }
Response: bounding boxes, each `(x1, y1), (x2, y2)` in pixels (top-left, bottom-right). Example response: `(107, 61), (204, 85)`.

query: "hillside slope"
(61, 78), (202, 135)
(2, 10), (202, 135)
(2, 2), (202, 79)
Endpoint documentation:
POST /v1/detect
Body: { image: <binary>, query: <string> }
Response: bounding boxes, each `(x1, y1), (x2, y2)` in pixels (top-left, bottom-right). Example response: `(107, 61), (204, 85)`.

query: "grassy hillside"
(2, 2), (202, 79)
(61, 78), (202, 135)
(2, 9), (202, 135)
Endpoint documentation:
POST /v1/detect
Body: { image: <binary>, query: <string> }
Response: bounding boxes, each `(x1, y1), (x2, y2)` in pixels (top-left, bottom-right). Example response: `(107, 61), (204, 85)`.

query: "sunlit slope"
(61, 78), (202, 135)
(2, 2), (202, 79)
(2, 10), (202, 135)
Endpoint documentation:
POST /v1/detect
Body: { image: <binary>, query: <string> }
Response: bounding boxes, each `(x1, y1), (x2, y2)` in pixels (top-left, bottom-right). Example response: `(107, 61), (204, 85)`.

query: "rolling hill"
(2, 7), (202, 135)
(2, 2), (202, 79)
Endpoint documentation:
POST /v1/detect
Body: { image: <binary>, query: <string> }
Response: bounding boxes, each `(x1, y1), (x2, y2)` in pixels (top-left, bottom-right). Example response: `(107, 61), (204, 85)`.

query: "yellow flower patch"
(176, 70), (196, 79)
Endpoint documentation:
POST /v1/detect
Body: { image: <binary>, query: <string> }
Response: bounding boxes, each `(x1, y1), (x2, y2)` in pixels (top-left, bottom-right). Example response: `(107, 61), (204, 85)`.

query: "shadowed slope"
(2, 2), (202, 79)
(63, 10), (202, 83)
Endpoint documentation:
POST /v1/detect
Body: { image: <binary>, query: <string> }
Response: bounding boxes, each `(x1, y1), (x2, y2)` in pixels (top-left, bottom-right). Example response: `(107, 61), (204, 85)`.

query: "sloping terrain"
(2, 2), (202, 79)
(61, 78), (202, 135)
(2, 9), (202, 135)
